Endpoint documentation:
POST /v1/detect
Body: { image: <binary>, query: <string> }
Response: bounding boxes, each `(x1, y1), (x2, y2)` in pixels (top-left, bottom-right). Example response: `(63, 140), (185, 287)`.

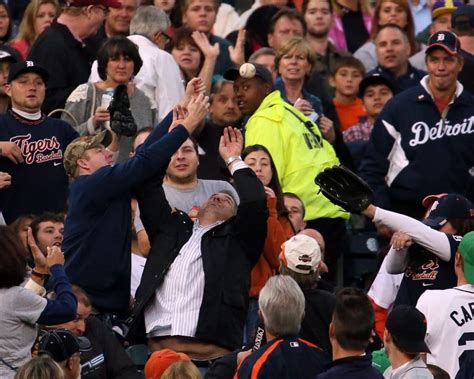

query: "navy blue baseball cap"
(426, 31), (461, 56)
(7, 61), (49, 83)
(223, 63), (273, 85)
(359, 73), (394, 98)
(423, 193), (474, 229)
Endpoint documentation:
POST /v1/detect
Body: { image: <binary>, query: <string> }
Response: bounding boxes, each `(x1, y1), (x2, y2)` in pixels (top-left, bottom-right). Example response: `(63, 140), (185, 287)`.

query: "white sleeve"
(373, 207), (451, 261)
(368, 257), (403, 309)
(88, 60), (101, 83)
(24, 279), (46, 296)
(155, 53), (185, 122)
(384, 246), (409, 274)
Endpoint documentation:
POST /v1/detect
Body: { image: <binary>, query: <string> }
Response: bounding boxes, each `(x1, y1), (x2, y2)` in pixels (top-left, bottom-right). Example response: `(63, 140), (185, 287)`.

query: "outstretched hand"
(391, 231), (414, 251)
(27, 227), (48, 274)
(229, 29), (246, 66)
(181, 93), (209, 133)
(192, 31), (220, 59)
(180, 77), (206, 108)
(219, 126), (243, 161)
(169, 105), (189, 132)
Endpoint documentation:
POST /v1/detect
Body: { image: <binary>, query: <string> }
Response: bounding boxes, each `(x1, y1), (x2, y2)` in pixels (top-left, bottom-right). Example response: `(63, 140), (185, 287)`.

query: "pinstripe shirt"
(144, 220), (223, 337)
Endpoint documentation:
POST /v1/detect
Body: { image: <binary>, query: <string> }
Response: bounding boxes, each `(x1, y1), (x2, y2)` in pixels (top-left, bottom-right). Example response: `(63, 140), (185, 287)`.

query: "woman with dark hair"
(9, 215), (34, 253)
(62, 36), (156, 162)
(168, 26), (219, 94)
(0, 0), (13, 44)
(242, 144), (294, 342)
(0, 226), (76, 379)
(355, 0), (419, 71)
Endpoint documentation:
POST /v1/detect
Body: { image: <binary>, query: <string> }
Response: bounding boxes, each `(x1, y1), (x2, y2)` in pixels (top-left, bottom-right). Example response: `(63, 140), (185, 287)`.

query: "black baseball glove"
(314, 165), (374, 214)
(108, 84), (137, 137)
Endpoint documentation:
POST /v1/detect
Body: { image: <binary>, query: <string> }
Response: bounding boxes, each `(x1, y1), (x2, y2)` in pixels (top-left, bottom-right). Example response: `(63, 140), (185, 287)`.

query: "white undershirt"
(12, 107), (41, 121)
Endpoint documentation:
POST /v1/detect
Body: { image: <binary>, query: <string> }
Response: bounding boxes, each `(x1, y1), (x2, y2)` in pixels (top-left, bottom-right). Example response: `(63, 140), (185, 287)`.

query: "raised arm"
(363, 206), (451, 261)
(220, 127), (268, 264)
(36, 247), (77, 325)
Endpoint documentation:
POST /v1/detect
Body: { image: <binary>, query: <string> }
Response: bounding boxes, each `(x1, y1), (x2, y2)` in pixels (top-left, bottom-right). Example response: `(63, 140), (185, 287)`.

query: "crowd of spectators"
(0, 0), (474, 378)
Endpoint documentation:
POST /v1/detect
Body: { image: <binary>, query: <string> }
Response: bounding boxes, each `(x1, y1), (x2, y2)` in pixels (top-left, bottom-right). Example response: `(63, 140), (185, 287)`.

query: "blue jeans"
(243, 297), (259, 345)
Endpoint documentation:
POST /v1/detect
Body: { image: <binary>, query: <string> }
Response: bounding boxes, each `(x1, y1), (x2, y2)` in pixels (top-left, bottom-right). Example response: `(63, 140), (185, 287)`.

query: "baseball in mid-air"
(239, 63), (256, 79)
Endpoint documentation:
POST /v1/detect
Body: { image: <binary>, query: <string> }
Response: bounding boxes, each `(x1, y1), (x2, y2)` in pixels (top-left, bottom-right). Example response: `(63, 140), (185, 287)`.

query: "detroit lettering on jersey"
(409, 116), (474, 147)
(10, 134), (63, 164)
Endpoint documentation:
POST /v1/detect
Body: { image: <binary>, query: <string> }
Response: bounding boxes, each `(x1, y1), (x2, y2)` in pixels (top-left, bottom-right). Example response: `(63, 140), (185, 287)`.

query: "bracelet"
(31, 269), (48, 278)
(225, 155), (242, 167)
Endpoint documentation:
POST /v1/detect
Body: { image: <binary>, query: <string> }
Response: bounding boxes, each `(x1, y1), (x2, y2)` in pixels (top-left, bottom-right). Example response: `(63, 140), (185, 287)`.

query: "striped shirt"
(144, 220), (223, 337)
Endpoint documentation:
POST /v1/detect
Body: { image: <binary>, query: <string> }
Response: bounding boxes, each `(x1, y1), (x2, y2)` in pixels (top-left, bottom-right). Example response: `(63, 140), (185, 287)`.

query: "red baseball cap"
(144, 349), (190, 379)
(65, 0), (122, 8)
(421, 193), (448, 209)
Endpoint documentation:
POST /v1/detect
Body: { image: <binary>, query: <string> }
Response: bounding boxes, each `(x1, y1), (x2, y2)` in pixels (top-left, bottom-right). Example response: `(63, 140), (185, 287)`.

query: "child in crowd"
(329, 56), (367, 132)
(343, 73), (394, 168)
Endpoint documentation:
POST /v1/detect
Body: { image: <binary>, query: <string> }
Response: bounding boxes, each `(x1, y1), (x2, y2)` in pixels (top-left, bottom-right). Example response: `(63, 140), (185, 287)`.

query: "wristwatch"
(225, 155), (242, 167)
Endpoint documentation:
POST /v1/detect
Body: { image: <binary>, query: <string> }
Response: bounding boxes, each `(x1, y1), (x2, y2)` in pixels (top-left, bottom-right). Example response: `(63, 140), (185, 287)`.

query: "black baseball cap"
(452, 5), (474, 29)
(426, 31), (461, 56)
(223, 63), (273, 85)
(0, 46), (19, 64)
(385, 305), (431, 354)
(359, 73), (394, 98)
(39, 329), (91, 362)
(7, 61), (49, 84)
(423, 193), (474, 229)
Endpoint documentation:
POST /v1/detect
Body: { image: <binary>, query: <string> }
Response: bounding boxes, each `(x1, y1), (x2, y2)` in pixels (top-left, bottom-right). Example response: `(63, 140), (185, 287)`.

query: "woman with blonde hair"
(161, 361), (202, 379)
(14, 356), (64, 379)
(10, 0), (60, 60)
(355, 0), (418, 71)
(328, 0), (373, 53)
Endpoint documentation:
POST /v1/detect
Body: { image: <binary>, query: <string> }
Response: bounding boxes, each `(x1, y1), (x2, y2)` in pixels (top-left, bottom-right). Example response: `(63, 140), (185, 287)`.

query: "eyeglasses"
(95, 5), (109, 16)
(160, 32), (171, 45)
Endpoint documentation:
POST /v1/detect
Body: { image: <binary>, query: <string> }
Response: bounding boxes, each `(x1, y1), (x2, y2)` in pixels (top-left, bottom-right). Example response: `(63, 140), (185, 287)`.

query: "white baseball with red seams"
(239, 63), (256, 79)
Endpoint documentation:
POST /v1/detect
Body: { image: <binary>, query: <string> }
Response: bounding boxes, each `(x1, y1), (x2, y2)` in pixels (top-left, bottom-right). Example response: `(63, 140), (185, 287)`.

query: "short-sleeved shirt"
(0, 286), (47, 378)
(417, 284), (474, 379)
(394, 234), (462, 307)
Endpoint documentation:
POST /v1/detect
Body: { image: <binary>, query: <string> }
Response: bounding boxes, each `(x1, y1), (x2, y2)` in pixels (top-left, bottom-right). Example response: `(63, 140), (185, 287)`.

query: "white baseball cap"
(281, 234), (321, 275)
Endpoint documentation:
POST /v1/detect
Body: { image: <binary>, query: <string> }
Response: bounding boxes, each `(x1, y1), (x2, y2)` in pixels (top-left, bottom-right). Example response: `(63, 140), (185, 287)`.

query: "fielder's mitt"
(314, 165), (374, 214)
(108, 84), (137, 137)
